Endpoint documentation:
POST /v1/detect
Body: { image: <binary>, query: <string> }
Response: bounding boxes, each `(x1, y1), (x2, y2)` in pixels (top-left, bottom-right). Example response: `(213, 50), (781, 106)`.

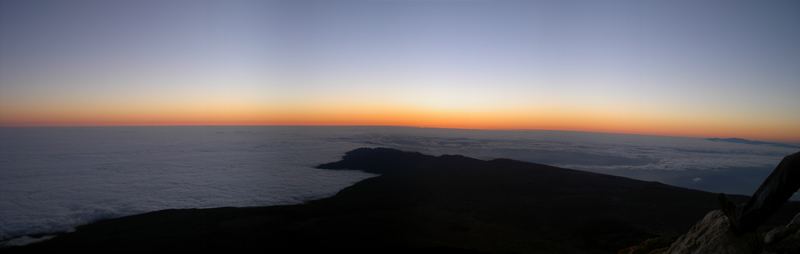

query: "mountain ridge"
(7, 147), (799, 253)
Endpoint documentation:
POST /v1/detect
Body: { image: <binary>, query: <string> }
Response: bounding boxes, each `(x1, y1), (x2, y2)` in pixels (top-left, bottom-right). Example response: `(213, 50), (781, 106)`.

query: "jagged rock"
(624, 151), (800, 254)
(660, 210), (760, 254)
(764, 212), (800, 254)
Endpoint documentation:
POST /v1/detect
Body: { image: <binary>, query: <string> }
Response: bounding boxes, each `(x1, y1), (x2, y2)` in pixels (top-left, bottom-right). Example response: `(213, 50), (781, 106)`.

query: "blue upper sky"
(1, 0), (798, 141)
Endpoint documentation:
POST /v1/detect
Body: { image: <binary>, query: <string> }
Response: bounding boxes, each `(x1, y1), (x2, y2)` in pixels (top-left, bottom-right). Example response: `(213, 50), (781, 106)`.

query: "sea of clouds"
(0, 126), (796, 245)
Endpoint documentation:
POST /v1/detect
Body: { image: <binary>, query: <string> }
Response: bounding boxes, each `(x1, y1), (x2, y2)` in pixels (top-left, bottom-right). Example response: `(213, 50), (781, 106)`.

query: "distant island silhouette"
(7, 148), (799, 253)
(707, 138), (800, 149)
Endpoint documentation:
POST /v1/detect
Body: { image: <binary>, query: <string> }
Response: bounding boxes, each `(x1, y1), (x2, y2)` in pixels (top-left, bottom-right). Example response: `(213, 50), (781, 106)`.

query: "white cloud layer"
(1, 126), (796, 244)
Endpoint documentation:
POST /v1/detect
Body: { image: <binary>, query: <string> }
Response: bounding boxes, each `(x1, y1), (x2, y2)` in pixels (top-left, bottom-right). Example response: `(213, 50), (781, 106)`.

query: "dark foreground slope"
(7, 148), (799, 253)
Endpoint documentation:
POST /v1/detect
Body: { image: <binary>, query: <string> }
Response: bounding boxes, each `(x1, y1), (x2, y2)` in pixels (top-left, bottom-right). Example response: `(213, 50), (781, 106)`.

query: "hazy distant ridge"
(706, 138), (800, 149)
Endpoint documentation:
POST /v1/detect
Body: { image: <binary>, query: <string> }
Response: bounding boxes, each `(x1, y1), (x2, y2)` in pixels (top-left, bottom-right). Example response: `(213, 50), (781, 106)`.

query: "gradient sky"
(1, 0), (799, 141)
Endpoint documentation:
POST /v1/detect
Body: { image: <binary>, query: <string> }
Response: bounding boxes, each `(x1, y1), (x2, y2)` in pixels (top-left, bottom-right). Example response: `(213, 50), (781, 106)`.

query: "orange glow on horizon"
(1, 104), (798, 143)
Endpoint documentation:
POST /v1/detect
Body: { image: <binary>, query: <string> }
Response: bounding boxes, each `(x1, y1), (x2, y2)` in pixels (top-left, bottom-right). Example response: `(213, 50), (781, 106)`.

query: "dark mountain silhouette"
(7, 148), (799, 253)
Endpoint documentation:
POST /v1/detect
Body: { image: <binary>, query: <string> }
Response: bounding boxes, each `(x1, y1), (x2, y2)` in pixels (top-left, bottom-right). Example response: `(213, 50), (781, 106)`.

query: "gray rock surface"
(764, 212), (800, 254)
(660, 210), (760, 254)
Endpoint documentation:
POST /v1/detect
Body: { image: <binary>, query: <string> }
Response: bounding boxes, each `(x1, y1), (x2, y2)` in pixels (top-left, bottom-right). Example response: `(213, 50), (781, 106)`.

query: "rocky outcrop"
(764, 212), (800, 254)
(633, 210), (800, 254)
(623, 151), (800, 254)
(659, 210), (760, 254)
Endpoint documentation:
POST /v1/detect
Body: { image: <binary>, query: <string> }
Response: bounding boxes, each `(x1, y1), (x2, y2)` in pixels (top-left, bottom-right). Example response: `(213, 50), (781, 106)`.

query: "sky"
(0, 0), (798, 142)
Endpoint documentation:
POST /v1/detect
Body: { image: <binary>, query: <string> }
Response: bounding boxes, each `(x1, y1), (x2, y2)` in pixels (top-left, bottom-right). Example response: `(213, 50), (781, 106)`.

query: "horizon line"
(2, 123), (798, 144)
